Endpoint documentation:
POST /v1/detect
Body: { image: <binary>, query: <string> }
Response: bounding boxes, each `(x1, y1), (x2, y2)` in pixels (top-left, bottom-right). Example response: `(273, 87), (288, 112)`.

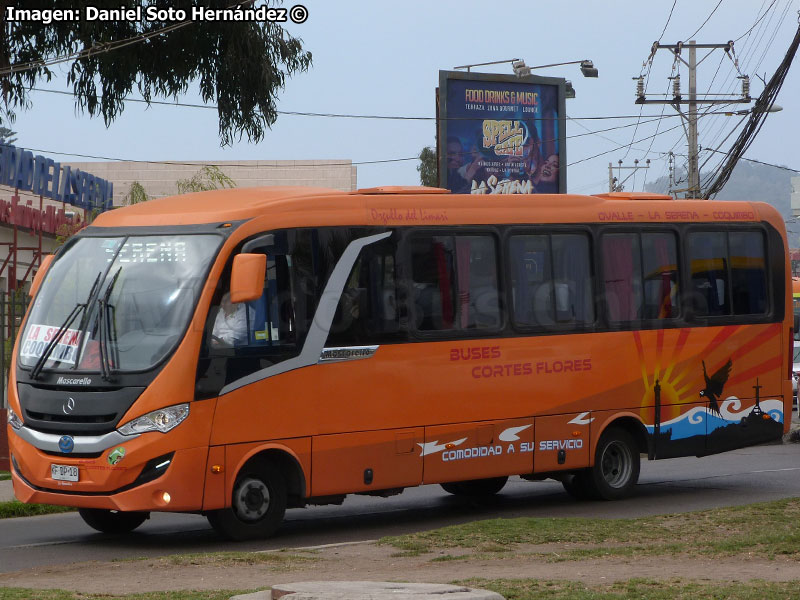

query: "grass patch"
(0, 471), (10, 481)
(0, 500), (75, 519)
(456, 578), (800, 599)
(381, 498), (800, 561)
(430, 553), (470, 562)
(0, 590), (248, 600)
(162, 549), (318, 568)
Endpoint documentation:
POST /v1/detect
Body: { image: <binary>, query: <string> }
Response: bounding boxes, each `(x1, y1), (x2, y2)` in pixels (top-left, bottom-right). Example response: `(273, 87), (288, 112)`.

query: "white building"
(62, 159), (358, 204)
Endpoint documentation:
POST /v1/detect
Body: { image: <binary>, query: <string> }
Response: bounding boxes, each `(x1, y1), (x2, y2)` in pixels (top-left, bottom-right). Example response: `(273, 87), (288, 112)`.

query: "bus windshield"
(18, 234), (221, 374)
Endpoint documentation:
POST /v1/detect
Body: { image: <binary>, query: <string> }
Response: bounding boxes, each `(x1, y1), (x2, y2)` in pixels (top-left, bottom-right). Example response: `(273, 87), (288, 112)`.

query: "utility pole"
(608, 159), (651, 192)
(668, 152), (676, 198)
(687, 43), (699, 198)
(635, 40), (751, 198)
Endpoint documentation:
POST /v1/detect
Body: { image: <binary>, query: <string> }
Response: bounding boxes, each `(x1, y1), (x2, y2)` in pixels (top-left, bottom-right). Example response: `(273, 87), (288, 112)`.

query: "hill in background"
(644, 160), (797, 245)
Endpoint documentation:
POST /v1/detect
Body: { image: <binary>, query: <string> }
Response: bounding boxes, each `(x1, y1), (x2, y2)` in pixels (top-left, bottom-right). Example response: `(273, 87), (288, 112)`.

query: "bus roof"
(89, 186), (784, 231)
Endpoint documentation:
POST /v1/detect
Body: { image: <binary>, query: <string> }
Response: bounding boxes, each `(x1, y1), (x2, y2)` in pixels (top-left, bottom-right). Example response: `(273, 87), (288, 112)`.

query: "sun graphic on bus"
(632, 324), (783, 424)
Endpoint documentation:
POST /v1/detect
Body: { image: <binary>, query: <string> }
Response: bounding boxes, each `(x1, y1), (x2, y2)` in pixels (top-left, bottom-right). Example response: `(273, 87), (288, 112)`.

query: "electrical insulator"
(741, 75), (750, 98)
(672, 75), (681, 98)
(636, 76), (644, 98)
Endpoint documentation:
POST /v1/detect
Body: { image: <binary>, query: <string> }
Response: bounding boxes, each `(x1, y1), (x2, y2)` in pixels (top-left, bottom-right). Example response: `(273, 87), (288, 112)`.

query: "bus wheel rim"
(234, 477), (271, 521)
(600, 441), (632, 488)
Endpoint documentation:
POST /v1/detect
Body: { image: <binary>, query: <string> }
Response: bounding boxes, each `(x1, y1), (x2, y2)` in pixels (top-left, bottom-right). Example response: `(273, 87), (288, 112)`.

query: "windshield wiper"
(97, 267), (122, 381)
(30, 271), (103, 380)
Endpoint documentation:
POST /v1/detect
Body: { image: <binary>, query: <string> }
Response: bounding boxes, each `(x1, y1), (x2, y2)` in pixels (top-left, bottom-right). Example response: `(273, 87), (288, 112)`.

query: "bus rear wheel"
(207, 463), (287, 541)
(78, 508), (149, 534)
(582, 427), (640, 500)
(440, 476), (507, 498)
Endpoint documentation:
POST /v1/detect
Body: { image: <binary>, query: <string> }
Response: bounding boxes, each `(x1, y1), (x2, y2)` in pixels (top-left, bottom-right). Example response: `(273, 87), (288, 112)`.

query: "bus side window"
(688, 232), (730, 317)
(410, 234), (500, 333)
(729, 231), (767, 315)
(642, 232), (680, 319)
(510, 233), (593, 329)
(327, 243), (401, 345)
(551, 234), (594, 325)
(510, 235), (553, 327)
(411, 235), (454, 331)
(601, 233), (643, 323)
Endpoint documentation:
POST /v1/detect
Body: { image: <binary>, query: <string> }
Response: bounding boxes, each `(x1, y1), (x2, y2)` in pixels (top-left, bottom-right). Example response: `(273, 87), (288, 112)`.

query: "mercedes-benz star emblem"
(58, 435), (74, 454)
(62, 397), (76, 415)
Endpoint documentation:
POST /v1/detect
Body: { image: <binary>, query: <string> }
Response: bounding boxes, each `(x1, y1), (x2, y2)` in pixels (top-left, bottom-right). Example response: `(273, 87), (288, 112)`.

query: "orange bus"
(6, 187), (792, 539)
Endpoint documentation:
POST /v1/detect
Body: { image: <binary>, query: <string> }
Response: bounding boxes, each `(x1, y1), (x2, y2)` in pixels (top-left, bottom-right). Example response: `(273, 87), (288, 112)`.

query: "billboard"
(438, 70), (566, 194)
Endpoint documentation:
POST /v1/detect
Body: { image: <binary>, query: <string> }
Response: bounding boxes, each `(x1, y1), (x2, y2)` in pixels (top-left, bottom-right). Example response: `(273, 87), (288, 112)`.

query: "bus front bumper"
(9, 443), (209, 513)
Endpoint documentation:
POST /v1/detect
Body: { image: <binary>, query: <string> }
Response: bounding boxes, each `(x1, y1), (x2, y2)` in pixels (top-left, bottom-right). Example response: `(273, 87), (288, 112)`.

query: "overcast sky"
(11, 0), (800, 197)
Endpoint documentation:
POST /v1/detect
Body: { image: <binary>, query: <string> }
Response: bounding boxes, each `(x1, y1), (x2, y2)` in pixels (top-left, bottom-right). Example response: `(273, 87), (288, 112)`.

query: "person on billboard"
(458, 136), (488, 190)
(519, 127), (543, 183)
(535, 154), (560, 193)
(445, 137), (469, 193)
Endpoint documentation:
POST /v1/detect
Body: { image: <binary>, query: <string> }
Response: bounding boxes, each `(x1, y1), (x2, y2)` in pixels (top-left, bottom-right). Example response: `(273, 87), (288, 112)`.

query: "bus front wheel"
(78, 508), (149, 534)
(582, 427), (640, 500)
(207, 463), (287, 541)
(440, 476), (507, 498)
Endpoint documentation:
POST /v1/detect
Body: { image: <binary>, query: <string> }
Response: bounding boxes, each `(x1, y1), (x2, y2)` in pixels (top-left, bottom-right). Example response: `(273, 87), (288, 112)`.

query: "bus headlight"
(118, 404), (189, 436)
(7, 407), (23, 430)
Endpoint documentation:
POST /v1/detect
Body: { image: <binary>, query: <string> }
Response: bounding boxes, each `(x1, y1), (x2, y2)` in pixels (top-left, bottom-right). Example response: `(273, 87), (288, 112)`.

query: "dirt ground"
(1, 539), (799, 594)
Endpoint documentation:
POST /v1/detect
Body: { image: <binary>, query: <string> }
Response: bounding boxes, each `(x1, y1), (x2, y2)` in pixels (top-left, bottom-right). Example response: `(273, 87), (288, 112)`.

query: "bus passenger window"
(729, 231), (767, 314)
(551, 234), (594, 325)
(411, 236), (455, 331)
(602, 233), (643, 323)
(411, 234), (500, 332)
(642, 233), (679, 319)
(327, 244), (401, 345)
(510, 233), (593, 329)
(510, 235), (552, 327)
(688, 232), (729, 316)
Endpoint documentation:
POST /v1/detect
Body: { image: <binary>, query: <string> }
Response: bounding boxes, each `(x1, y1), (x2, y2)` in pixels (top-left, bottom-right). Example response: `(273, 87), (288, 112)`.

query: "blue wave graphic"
(645, 399), (784, 440)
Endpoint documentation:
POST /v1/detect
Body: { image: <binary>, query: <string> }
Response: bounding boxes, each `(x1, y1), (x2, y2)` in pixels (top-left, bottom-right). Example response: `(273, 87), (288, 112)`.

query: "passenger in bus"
(211, 292), (248, 346)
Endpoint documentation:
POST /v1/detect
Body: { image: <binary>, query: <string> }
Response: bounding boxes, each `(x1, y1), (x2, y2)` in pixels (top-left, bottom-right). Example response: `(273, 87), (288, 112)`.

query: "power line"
(685, 0), (724, 40)
(568, 120), (686, 167)
(704, 18), (800, 197)
(30, 87), (684, 123)
(19, 114), (676, 170)
(658, 0), (678, 42)
(703, 149), (799, 173)
(736, 0), (779, 41)
(18, 146), (416, 168)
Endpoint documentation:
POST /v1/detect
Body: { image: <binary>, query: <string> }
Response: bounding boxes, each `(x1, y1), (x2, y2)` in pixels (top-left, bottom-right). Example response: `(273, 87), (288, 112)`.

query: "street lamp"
(453, 58), (597, 99)
(453, 58), (599, 78)
(723, 104), (783, 116)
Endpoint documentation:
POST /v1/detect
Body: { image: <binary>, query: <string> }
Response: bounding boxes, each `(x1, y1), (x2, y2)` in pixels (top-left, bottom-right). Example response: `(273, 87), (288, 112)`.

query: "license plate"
(51, 464), (79, 482)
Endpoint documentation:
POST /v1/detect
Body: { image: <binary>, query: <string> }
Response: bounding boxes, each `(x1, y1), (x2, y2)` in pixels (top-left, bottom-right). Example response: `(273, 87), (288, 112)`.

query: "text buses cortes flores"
(6, 186), (792, 539)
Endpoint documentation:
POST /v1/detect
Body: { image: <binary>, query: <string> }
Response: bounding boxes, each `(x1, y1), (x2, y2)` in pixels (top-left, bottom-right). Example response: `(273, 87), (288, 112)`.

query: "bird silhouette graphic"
(700, 359), (732, 415)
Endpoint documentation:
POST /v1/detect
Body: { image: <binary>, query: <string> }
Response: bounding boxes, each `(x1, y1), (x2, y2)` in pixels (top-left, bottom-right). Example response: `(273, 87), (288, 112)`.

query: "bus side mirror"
(28, 255), (55, 298)
(230, 253), (266, 303)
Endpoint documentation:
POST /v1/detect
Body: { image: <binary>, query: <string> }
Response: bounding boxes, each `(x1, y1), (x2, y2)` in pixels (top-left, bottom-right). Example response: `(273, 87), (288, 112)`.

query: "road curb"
(231, 582), (505, 600)
(0, 479), (16, 503)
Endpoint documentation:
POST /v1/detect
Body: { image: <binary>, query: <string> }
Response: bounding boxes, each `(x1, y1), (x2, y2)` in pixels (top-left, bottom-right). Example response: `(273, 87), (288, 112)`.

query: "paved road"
(1, 440), (799, 574)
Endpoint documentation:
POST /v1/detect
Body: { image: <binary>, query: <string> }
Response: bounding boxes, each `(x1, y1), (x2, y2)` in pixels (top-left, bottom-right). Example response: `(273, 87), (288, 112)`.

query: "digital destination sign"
(438, 71), (566, 195)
